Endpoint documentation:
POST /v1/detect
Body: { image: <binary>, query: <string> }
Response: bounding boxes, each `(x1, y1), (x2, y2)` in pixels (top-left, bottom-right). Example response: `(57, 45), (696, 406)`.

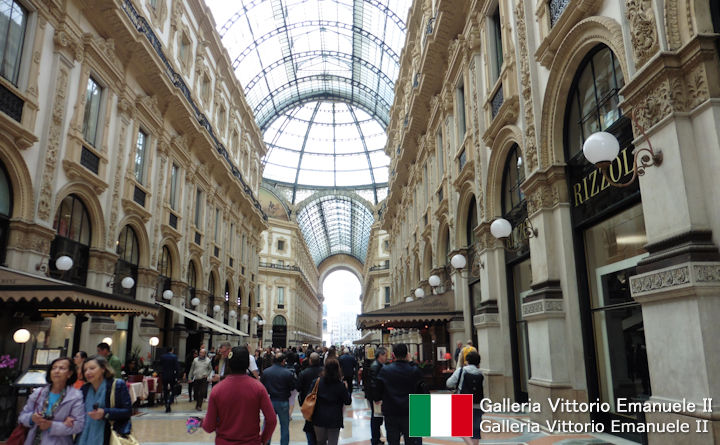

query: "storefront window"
(114, 226), (139, 297)
(511, 259), (532, 395)
(51, 195), (91, 285)
(584, 204), (650, 412)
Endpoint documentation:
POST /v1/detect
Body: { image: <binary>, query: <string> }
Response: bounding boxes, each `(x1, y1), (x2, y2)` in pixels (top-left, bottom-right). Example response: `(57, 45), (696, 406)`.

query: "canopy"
(184, 306), (249, 337)
(155, 301), (234, 335)
(356, 291), (461, 329)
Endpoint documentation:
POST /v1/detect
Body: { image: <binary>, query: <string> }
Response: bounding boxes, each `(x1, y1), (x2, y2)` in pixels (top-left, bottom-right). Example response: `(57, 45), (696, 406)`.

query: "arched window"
(565, 45), (625, 159)
(272, 314), (287, 348)
(187, 261), (197, 306)
(0, 163), (13, 264)
(208, 273), (216, 317)
(466, 196), (477, 247)
(157, 246), (172, 299)
(273, 315), (287, 326)
(501, 144), (528, 255)
(51, 195), (91, 285)
(237, 287), (242, 308)
(114, 226), (139, 297)
(256, 315), (263, 338)
(224, 282), (230, 324)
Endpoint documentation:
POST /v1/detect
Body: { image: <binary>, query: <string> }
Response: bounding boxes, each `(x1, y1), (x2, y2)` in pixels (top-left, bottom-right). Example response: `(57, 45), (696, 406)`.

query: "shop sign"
(572, 144), (633, 207)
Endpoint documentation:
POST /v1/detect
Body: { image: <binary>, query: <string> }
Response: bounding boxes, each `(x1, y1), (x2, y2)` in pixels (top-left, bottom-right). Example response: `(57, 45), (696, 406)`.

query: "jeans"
(271, 399), (290, 445)
(369, 401), (384, 445)
(385, 416), (421, 445)
(314, 426), (340, 445)
(305, 429), (317, 445)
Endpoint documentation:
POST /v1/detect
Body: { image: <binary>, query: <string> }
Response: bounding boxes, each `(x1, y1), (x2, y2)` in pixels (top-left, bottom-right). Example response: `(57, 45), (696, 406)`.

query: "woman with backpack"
(445, 350), (484, 445)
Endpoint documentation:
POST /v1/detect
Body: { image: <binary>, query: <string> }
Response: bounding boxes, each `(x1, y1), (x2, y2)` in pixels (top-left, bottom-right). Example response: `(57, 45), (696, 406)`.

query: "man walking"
(159, 346), (180, 413)
(212, 341), (232, 385)
(297, 352), (323, 445)
(96, 342), (122, 377)
(338, 348), (358, 393)
(261, 353), (297, 445)
(364, 347), (387, 445)
(377, 344), (427, 445)
(188, 348), (213, 411)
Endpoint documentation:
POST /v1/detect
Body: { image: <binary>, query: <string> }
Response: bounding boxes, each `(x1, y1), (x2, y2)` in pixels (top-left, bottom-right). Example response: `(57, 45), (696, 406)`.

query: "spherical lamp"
(55, 255), (73, 271)
(490, 218), (513, 239)
(242, 314), (249, 320)
(149, 336), (159, 346)
(102, 337), (113, 346)
(252, 316), (258, 323)
(191, 297), (200, 307)
(229, 310), (237, 317)
(428, 275), (441, 287)
(258, 320), (265, 326)
(405, 296), (414, 302)
(13, 328), (30, 344)
(121, 276), (135, 289)
(162, 289), (174, 300)
(450, 253), (467, 270)
(213, 305), (221, 313)
(414, 288), (425, 299)
(583, 131), (620, 164)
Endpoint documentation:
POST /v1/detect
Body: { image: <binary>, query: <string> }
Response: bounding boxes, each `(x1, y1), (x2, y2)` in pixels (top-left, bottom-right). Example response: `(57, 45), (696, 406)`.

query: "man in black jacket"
(377, 344), (426, 445)
(364, 347), (387, 445)
(297, 352), (323, 445)
(159, 346), (179, 413)
(338, 348), (358, 394)
(260, 353), (297, 445)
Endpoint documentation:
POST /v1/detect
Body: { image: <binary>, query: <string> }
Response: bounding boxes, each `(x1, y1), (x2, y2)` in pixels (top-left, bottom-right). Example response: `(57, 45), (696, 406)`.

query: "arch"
(273, 314), (287, 326)
(159, 239), (180, 279)
(413, 256), (421, 288)
(54, 183), (106, 249)
(422, 242), (433, 279)
(436, 221), (451, 266)
(318, 253), (365, 294)
(486, 125), (524, 218)
(0, 140), (33, 220)
(539, 17), (627, 169)
(116, 215), (150, 267)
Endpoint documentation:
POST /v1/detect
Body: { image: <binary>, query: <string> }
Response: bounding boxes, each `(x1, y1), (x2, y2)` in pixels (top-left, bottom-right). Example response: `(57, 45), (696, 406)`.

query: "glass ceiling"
(296, 193), (375, 264)
(207, 0), (411, 265)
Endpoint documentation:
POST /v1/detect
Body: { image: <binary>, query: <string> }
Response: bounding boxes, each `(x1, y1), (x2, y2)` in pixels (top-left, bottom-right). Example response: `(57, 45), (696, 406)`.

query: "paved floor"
(133, 387), (639, 445)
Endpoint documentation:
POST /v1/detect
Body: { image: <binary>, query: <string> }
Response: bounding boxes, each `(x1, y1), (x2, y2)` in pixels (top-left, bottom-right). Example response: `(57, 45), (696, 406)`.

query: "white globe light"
(191, 297), (200, 306)
(405, 296), (413, 302)
(242, 314), (249, 320)
(252, 316), (258, 323)
(162, 289), (174, 300)
(491, 218), (513, 239)
(414, 288), (425, 299)
(213, 304), (221, 313)
(120, 276), (135, 289)
(428, 275), (441, 287)
(583, 131), (620, 164)
(55, 255), (73, 271)
(258, 320), (265, 326)
(102, 337), (113, 346)
(229, 310), (237, 317)
(13, 328), (30, 343)
(451, 254), (467, 270)
(149, 336), (159, 346)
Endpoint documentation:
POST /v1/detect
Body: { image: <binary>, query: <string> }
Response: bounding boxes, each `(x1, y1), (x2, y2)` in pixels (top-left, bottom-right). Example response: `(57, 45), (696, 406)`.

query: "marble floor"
(132, 387), (639, 445)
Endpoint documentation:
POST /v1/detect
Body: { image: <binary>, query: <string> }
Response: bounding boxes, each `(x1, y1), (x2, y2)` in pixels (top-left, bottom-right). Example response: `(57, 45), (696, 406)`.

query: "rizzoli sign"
(572, 144), (634, 207)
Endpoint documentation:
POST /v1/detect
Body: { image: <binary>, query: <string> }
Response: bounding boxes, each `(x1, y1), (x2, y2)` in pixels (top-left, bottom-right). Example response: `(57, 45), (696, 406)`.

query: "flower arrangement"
(0, 355), (19, 385)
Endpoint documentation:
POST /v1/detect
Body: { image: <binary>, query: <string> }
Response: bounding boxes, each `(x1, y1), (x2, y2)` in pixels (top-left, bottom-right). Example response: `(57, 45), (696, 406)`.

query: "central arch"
(317, 254), (365, 298)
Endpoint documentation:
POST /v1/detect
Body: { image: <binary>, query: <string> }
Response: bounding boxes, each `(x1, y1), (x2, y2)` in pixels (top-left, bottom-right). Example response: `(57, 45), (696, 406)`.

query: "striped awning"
(0, 267), (159, 317)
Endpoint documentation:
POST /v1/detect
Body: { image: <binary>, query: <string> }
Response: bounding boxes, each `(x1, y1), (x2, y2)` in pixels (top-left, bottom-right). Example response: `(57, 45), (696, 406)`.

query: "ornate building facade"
(0, 0), (267, 369)
(379, 0), (720, 442)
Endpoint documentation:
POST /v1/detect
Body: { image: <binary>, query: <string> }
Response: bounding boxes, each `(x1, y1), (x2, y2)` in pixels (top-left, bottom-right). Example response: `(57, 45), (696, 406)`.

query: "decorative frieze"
(514, 0), (538, 172)
(522, 299), (565, 318)
(630, 262), (720, 300)
(625, 0), (660, 67)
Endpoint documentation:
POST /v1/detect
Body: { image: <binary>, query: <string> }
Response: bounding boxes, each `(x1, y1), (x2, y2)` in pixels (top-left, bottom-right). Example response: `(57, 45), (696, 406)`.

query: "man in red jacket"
(202, 347), (277, 445)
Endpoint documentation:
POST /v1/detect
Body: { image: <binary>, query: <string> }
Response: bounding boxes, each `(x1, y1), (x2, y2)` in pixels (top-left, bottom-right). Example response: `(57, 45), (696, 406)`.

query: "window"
(0, 0), (28, 86)
(114, 226), (139, 297)
(214, 208), (220, 242)
(277, 287), (285, 308)
(277, 239), (285, 251)
(178, 33), (190, 65)
(436, 130), (443, 178)
(82, 77), (103, 147)
(187, 261), (197, 307)
(208, 274), (216, 316)
(229, 223), (234, 254)
(384, 286), (390, 307)
(169, 164), (179, 210)
(51, 195), (92, 286)
(457, 83), (466, 140)
(491, 6), (503, 83)
(134, 130), (147, 184)
(194, 188), (202, 227)
(157, 245), (172, 300)
(0, 162), (11, 264)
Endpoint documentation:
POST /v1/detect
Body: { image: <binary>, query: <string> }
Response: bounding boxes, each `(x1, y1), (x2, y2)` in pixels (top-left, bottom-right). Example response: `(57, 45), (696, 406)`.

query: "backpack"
(459, 371), (484, 403)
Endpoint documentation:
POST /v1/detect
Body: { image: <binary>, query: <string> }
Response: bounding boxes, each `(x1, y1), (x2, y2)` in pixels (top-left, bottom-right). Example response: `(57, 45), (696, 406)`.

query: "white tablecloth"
(126, 381), (148, 404)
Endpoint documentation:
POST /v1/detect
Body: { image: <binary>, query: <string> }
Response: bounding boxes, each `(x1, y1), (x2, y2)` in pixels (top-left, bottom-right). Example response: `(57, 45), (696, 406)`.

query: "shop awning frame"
(155, 301), (233, 335)
(183, 306), (248, 337)
(0, 267), (159, 317)
(356, 290), (462, 329)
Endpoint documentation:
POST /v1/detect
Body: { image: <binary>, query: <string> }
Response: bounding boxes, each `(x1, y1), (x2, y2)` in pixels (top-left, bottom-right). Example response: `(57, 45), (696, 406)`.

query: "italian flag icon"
(409, 394), (473, 437)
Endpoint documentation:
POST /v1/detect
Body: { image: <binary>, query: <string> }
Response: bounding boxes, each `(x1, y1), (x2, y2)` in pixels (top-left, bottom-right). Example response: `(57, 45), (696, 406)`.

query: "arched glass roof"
(207, 0), (411, 264)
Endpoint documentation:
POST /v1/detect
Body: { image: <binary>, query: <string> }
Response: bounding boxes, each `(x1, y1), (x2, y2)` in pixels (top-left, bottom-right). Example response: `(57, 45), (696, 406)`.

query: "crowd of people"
(13, 340), (485, 445)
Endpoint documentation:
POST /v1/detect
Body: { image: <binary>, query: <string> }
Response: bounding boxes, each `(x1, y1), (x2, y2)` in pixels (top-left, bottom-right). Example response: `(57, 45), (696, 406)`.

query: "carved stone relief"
(625, 0), (659, 67)
(514, 0), (538, 172)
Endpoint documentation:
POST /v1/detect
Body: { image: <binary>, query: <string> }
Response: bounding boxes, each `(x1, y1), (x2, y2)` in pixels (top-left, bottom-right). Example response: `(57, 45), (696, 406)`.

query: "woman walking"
(72, 351), (87, 389)
(17, 356), (85, 444)
(76, 355), (132, 445)
(311, 358), (352, 445)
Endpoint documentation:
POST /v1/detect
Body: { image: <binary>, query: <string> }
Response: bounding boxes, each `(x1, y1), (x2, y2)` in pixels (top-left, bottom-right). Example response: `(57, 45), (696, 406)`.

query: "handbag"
(7, 386), (43, 445)
(300, 377), (321, 422)
(109, 379), (140, 445)
(173, 383), (182, 396)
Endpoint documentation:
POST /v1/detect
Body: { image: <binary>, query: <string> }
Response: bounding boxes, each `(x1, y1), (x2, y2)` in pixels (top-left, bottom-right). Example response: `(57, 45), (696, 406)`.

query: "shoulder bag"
(7, 386), (44, 445)
(300, 377), (321, 422)
(109, 379), (140, 445)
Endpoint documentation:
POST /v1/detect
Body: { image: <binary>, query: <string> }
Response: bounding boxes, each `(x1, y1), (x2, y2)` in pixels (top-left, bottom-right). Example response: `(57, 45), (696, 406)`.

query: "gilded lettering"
(601, 172), (609, 191)
(573, 182), (584, 207)
(621, 148), (633, 176)
(609, 157), (622, 183)
(582, 177), (590, 201)
(589, 169), (600, 198)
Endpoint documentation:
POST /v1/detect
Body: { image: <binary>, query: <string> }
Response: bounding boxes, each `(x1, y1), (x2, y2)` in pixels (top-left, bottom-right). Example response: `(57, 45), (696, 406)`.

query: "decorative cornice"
(630, 262), (720, 301)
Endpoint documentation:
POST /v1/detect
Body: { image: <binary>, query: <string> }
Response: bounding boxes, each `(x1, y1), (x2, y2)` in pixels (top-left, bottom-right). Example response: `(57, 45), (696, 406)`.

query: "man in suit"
(159, 346), (180, 413)
(211, 341), (232, 385)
